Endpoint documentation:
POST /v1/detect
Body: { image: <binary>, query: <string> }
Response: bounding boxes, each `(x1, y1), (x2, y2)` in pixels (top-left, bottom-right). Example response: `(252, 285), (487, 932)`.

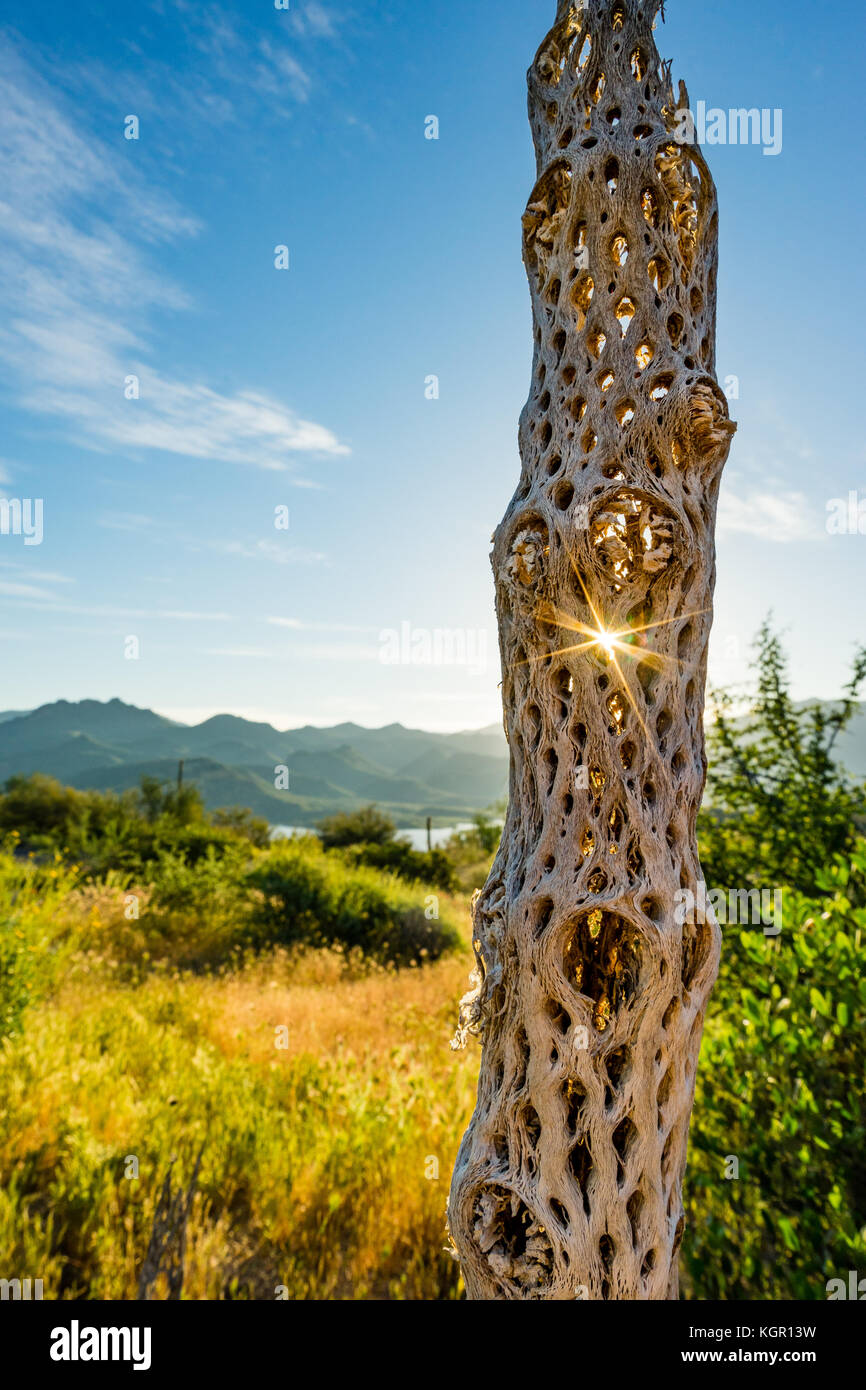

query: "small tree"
(0, 773), (82, 838)
(137, 776), (205, 827)
(316, 805), (396, 849)
(700, 622), (866, 898)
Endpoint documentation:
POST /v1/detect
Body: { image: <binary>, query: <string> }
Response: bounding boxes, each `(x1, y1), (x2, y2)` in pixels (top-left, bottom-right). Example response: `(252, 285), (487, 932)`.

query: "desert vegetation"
(0, 631), (864, 1299)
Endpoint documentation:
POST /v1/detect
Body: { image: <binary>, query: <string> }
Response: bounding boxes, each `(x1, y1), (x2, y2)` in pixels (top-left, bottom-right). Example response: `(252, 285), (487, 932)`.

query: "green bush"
(0, 852), (74, 1037)
(147, 845), (249, 917)
(683, 843), (866, 1299)
(247, 836), (461, 966)
(210, 806), (270, 847)
(441, 812), (503, 893)
(0, 920), (37, 1040)
(0, 773), (269, 880)
(0, 774), (87, 840)
(700, 622), (866, 897)
(316, 805), (397, 849)
(338, 841), (457, 892)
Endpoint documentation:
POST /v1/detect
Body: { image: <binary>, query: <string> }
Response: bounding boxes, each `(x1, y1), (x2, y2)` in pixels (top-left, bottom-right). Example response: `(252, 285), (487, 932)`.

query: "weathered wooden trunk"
(448, 0), (736, 1300)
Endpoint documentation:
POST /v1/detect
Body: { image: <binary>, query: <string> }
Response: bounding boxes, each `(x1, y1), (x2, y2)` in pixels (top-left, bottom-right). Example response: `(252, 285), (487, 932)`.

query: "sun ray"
(511, 588), (712, 767)
(623, 607), (710, 640)
(609, 649), (655, 748)
(518, 639), (601, 667)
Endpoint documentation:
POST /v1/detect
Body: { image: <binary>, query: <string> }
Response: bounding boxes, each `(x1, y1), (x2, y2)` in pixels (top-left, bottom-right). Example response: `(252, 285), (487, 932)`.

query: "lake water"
(270, 824), (476, 851)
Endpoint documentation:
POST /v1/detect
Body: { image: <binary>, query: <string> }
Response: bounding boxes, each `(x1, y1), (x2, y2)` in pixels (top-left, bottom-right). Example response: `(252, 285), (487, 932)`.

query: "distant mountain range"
(0, 699), (509, 826)
(1, 697), (864, 829)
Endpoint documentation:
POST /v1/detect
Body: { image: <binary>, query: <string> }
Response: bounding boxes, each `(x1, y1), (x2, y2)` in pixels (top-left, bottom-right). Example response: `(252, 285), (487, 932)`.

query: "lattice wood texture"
(448, 0), (736, 1301)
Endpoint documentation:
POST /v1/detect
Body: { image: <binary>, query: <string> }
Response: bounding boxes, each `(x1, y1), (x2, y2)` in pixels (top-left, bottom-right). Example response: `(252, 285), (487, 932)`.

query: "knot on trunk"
(688, 380), (737, 464)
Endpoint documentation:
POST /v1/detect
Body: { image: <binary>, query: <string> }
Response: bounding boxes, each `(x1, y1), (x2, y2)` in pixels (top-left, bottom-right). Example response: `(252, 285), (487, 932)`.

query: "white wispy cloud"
(0, 580), (55, 599)
(266, 616), (374, 632)
(292, 3), (337, 38)
(156, 9), (324, 123)
(257, 41), (312, 102)
(159, 610), (233, 622)
(97, 513), (159, 533)
(717, 488), (819, 542)
(198, 647), (274, 659)
(0, 41), (348, 472)
(0, 560), (73, 584)
(3, 597), (232, 620)
(215, 539), (328, 564)
(292, 641), (380, 663)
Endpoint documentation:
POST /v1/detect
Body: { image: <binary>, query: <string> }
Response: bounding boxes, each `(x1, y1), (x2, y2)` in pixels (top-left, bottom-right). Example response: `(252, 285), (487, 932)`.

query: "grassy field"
(0, 848), (479, 1300)
(2, 789), (865, 1300)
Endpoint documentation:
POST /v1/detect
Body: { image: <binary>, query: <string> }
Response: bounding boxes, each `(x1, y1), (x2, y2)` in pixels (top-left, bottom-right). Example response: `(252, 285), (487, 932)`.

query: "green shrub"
(338, 841), (457, 892)
(147, 845), (249, 916)
(0, 851), (76, 1037)
(118, 845), (254, 970)
(0, 774), (87, 840)
(441, 812), (502, 893)
(700, 622), (866, 897)
(211, 806), (270, 847)
(0, 920), (37, 1039)
(316, 805), (397, 849)
(683, 843), (866, 1298)
(247, 836), (461, 966)
(0, 773), (270, 881)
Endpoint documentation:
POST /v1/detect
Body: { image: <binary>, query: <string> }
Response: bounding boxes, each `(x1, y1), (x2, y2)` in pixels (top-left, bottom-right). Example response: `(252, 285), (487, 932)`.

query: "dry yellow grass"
(0, 861), (481, 1299)
(200, 946), (474, 1065)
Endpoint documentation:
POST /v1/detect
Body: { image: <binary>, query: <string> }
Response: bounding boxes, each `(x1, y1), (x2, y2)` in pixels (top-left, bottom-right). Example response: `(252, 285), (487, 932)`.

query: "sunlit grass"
(0, 848), (477, 1300)
(3, 833), (864, 1301)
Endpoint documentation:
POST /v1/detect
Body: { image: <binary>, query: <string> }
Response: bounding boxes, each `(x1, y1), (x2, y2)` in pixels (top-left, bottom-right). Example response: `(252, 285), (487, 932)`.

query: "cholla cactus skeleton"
(448, 0), (736, 1300)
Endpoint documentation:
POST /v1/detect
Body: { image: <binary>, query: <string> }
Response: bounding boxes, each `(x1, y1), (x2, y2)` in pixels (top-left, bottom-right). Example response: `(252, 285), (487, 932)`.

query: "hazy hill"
(0, 699), (509, 826)
(1, 697), (862, 827)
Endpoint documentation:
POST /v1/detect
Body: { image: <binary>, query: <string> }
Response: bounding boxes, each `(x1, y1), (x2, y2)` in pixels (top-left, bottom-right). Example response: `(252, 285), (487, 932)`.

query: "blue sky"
(0, 0), (863, 731)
